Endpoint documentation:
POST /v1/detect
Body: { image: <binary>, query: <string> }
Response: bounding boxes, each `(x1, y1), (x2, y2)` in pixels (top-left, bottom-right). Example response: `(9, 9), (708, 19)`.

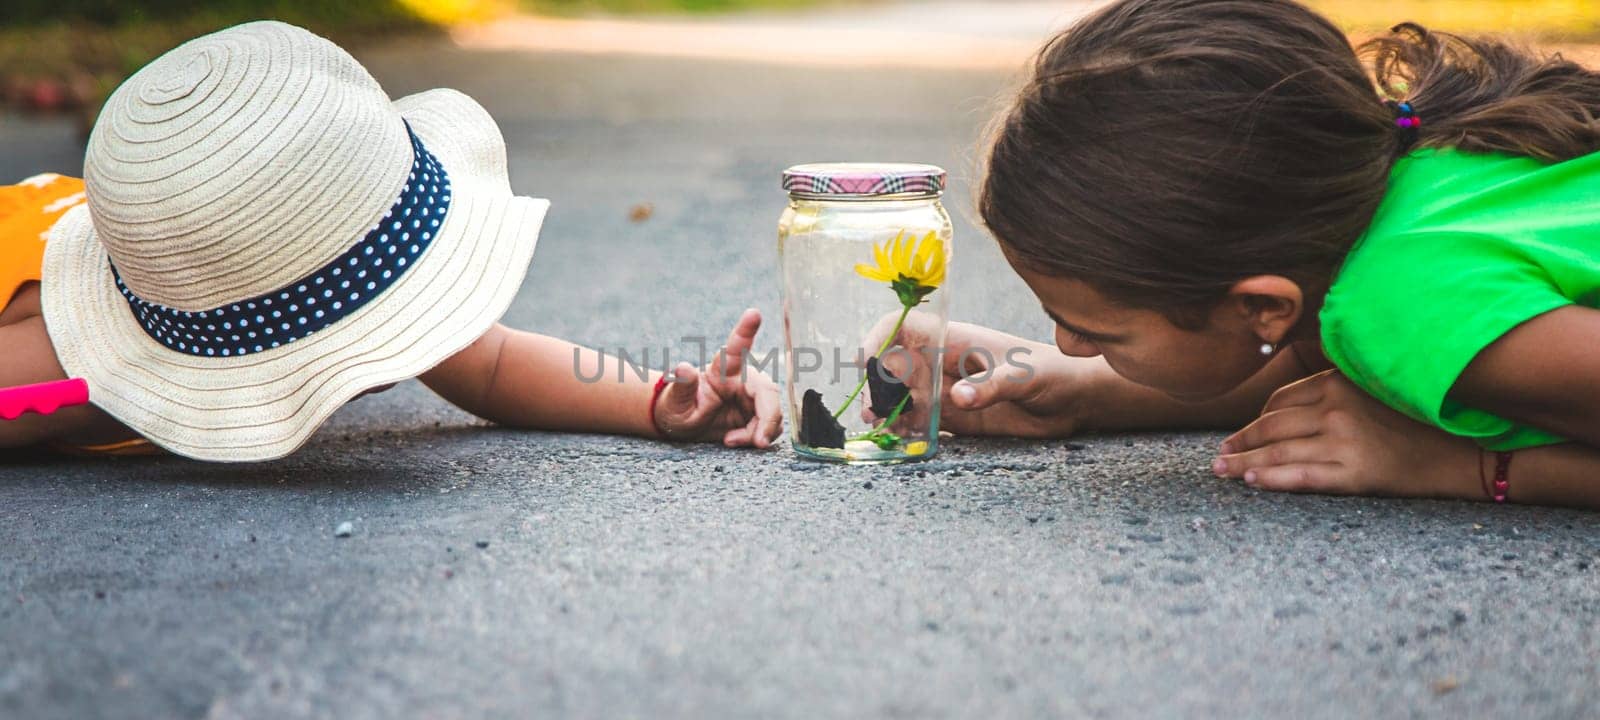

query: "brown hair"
(979, 0), (1600, 328)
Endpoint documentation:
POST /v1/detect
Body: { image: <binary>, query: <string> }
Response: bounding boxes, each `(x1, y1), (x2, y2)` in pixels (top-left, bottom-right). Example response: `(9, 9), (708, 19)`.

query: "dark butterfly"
(798, 388), (846, 449)
(865, 356), (913, 419)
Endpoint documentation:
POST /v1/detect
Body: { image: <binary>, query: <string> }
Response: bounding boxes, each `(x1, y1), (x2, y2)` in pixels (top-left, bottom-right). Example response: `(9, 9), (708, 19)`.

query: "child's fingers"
(752, 381), (782, 448)
(948, 360), (1031, 411)
(1213, 437), (1329, 478)
(878, 347), (914, 379)
(712, 308), (761, 384)
(662, 362), (702, 420)
(1240, 463), (1347, 494)
(859, 310), (913, 360)
(1261, 371), (1333, 413)
(1221, 407), (1322, 454)
(723, 425), (754, 447)
(730, 412), (764, 448)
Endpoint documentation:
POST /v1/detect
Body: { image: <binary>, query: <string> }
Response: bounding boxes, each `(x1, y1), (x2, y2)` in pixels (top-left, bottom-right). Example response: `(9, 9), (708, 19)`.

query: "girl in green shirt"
(918, 0), (1600, 508)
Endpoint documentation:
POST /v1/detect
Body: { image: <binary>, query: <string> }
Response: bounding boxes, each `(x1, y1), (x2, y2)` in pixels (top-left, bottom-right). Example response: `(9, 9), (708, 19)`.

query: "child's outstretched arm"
(875, 319), (1320, 438)
(1216, 369), (1600, 509)
(0, 284), (136, 450)
(420, 309), (782, 447)
(1216, 306), (1600, 508)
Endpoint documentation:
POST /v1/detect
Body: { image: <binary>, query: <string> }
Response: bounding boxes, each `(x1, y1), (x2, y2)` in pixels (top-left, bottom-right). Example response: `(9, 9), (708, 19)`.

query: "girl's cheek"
(1105, 349), (1203, 399)
(1097, 351), (1149, 386)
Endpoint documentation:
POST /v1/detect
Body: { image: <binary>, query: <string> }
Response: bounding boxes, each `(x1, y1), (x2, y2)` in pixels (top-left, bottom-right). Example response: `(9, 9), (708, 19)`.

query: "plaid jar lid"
(782, 163), (947, 198)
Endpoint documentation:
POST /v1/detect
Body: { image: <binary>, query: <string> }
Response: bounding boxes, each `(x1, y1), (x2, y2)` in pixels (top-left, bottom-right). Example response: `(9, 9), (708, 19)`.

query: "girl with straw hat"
(0, 21), (781, 461)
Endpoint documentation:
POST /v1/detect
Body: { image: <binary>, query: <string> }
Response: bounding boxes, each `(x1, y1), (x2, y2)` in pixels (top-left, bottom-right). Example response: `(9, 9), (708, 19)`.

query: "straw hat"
(41, 21), (550, 462)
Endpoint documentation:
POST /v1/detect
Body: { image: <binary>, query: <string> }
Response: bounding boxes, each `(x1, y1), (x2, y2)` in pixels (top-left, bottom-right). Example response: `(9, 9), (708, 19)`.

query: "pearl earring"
(1259, 342), (1275, 356)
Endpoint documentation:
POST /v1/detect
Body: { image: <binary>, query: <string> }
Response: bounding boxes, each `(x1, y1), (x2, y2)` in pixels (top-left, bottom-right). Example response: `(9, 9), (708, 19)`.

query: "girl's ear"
(1224, 275), (1304, 345)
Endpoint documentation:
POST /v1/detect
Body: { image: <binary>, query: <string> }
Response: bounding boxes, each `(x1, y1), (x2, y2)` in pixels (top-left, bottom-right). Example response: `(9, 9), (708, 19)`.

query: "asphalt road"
(3, 12), (1598, 720)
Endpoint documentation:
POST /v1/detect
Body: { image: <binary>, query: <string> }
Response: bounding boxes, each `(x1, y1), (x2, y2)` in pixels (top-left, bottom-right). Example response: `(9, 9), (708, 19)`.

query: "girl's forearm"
(0, 310), (139, 449)
(420, 325), (660, 438)
(1434, 442), (1600, 510)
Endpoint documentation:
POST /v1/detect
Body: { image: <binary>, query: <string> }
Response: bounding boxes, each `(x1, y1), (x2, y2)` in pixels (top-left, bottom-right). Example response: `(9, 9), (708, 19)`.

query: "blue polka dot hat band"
(111, 123), (451, 358)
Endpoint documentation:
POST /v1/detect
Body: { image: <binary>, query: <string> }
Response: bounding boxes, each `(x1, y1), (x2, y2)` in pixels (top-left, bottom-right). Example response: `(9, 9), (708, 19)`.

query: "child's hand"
(938, 322), (1096, 438)
(865, 317), (1088, 438)
(1214, 370), (1479, 498)
(654, 309), (783, 448)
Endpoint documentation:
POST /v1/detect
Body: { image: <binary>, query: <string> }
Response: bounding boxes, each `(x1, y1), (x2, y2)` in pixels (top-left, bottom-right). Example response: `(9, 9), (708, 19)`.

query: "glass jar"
(777, 163), (953, 464)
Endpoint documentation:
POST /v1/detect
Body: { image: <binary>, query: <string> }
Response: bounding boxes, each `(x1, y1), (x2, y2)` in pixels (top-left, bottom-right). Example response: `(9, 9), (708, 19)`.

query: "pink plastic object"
(0, 378), (90, 420)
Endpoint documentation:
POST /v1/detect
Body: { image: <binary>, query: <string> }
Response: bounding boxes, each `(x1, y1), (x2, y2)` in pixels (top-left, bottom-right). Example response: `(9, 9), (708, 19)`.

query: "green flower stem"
(848, 390), (913, 443)
(880, 391), (913, 427)
(833, 302), (913, 420)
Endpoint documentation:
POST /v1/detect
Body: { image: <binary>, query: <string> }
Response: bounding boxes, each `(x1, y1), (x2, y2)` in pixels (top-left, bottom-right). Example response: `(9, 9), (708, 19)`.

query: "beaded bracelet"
(1479, 448), (1514, 503)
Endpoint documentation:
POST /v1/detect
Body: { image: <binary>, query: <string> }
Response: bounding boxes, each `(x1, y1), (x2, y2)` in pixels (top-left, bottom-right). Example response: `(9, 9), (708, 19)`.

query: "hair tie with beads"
(1385, 99), (1422, 152)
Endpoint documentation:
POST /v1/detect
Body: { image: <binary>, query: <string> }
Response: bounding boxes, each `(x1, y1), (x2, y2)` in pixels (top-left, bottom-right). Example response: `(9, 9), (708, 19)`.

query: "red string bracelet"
(648, 374), (671, 439)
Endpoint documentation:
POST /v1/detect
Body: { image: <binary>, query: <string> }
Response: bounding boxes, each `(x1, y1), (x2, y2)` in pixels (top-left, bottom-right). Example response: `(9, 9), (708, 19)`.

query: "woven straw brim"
(41, 89), (549, 462)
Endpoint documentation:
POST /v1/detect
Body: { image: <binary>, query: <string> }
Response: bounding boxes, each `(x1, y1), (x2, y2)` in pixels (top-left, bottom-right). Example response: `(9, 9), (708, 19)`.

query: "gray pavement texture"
(3, 18), (1600, 720)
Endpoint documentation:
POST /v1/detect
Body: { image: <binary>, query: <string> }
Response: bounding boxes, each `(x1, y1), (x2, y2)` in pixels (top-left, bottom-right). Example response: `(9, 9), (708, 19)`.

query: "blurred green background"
(0, 0), (830, 120)
(3, 0), (1599, 123)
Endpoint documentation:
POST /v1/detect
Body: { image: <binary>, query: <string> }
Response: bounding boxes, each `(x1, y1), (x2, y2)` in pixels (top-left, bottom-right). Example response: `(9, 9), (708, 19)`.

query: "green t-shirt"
(1320, 147), (1600, 451)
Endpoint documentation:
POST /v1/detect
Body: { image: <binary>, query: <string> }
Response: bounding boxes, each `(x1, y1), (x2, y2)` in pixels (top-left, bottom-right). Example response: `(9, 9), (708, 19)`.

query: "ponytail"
(1367, 23), (1600, 163)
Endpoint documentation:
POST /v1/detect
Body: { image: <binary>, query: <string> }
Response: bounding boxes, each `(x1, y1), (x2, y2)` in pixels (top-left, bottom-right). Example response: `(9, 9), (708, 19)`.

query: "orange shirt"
(1, 173), (85, 312)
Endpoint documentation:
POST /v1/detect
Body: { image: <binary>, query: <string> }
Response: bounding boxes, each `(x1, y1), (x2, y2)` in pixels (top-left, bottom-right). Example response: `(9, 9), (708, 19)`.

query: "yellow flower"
(905, 441), (929, 456)
(854, 230), (946, 304)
